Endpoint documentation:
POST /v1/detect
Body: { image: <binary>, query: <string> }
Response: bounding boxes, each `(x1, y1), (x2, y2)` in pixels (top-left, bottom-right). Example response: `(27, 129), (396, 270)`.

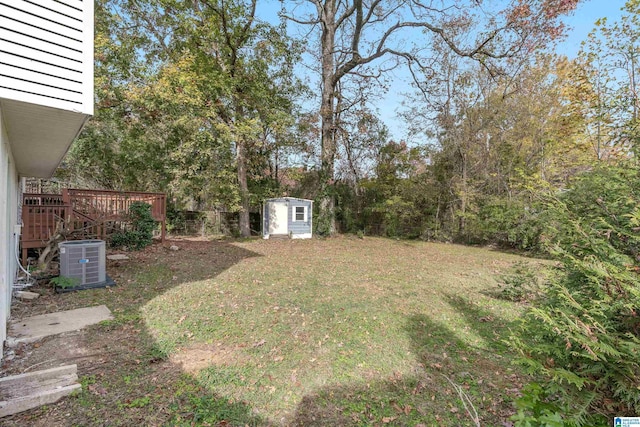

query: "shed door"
(268, 202), (288, 235)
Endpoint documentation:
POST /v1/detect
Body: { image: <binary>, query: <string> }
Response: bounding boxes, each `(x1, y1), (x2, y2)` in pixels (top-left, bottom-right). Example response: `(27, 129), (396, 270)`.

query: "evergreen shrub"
(512, 166), (640, 426)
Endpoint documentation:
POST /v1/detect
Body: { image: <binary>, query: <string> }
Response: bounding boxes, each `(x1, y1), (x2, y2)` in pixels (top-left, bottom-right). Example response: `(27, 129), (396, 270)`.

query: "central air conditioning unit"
(59, 240), (106, 285)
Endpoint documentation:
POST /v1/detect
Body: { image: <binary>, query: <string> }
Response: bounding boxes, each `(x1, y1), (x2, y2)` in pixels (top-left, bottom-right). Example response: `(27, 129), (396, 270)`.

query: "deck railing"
(64, 189), (166, 223)
(21, 203), (70, 242)
(21, 189), (166, 262)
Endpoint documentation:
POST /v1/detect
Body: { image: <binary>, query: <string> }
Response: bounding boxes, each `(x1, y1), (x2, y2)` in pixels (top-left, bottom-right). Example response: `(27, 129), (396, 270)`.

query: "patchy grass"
(2, 236), (545, 426)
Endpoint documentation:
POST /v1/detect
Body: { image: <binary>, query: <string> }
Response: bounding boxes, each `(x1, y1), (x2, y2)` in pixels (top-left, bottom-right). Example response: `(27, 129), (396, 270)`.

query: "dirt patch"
(170, 343), (247, 374)
(1, 332), (90, 377)
(292, 394), (351, 426)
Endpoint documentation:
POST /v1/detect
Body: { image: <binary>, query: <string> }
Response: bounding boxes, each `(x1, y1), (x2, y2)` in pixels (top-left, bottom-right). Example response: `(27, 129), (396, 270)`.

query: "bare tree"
(284, 0), (580, 234)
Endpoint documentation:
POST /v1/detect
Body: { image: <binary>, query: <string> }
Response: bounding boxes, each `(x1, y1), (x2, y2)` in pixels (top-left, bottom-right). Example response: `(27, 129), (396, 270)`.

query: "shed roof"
(265, 197), (313, 203)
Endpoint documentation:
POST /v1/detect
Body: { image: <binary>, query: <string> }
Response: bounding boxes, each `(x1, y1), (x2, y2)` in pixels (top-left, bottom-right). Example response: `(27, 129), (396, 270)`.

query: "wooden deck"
(21, 189), (166, 262)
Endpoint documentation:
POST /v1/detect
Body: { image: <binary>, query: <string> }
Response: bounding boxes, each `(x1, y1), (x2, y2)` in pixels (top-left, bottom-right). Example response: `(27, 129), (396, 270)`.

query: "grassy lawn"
(4, 236), (543, 426)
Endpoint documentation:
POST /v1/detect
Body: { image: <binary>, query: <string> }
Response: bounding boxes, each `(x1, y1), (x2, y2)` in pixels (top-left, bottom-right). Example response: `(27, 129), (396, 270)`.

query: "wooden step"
(0, 365), (81, 418)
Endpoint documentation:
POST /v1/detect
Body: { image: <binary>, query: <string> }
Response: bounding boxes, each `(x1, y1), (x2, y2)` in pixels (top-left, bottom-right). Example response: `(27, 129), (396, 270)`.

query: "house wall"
(0, 0), (94, 115)
(0, 0), (94, 358)
(0, 107), (20, 348)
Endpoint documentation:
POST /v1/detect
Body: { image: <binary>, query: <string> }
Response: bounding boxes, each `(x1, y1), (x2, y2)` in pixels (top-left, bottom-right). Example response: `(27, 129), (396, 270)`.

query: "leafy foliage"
(579, 0), (640, 159)
(512, 165), (640, 425)
(463, 197), (545, 250)
(498, 262), (542, 303)
(334, 142), (437, 238)
(62, 0), (305, 227)
(61, 1), (592, 244)
(51, 276), (82, 290)
(111, 202), (157, 251)
(511, 383), (577, 427)
(291, 0), (579, 233)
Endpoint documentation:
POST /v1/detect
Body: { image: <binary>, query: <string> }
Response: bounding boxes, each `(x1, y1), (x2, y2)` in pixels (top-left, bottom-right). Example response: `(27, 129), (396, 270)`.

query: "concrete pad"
(0, 365), (80, 418)
(107, 254), (129, 261)
(7, 305), (113, 346)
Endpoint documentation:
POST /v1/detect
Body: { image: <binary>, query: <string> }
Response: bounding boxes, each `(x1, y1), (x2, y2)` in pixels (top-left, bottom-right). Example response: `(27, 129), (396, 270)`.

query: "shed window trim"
(293, 206), (306, 222)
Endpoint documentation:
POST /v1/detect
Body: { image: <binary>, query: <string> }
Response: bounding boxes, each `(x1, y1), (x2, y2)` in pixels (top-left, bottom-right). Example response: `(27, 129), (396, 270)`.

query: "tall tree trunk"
(237, 137), (251, 237)
(317, 0), (337, 235)
(458, 148), (467, 236)
(235, 98), (251, 237)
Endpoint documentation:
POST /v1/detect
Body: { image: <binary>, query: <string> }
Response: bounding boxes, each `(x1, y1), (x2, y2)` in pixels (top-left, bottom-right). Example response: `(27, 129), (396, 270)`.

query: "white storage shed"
(263, 198), (313, 239)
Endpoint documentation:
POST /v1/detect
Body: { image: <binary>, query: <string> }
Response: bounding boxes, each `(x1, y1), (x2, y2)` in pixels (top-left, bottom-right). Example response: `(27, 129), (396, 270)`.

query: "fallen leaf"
(382, 416), (397, 423)
(412, 382), (425, 395)
(88, 384), (107, 396)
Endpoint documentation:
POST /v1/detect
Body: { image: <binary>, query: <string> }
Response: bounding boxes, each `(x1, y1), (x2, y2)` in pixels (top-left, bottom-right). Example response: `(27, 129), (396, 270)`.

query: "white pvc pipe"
(13, 229), (34, 290)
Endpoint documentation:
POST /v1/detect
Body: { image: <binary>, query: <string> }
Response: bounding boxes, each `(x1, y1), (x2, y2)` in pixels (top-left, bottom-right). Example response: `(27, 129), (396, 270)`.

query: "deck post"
(161, 195), (166, 243)
(66, 206), (74, 233)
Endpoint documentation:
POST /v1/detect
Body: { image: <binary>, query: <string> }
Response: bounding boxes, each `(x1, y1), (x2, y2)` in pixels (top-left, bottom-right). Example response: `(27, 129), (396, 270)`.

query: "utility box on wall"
(263, 198), (313, 239)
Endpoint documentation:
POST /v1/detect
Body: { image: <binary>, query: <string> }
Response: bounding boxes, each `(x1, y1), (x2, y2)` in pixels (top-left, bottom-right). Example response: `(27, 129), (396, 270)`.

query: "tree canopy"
(63, 0), (591, 237)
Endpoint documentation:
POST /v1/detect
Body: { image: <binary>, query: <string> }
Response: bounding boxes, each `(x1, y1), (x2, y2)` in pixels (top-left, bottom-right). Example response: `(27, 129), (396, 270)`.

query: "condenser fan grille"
(59, 240), (106, 285)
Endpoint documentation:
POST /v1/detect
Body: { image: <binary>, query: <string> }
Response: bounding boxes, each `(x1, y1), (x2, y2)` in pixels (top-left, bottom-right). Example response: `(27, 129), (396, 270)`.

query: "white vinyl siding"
(0, 107), (19, 350)
(0, 0), (94, 114)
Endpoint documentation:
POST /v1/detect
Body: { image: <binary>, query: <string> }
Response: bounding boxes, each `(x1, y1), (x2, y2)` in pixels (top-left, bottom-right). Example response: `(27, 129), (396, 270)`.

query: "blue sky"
(557, 0), (625, 58)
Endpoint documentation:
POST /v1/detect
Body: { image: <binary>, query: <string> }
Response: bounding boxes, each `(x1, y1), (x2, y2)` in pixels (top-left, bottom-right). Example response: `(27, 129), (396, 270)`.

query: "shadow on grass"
(3, 238), (267, 426)
(4, 240), (528, 426)
(441, 293), (516, 354)
(289, 295), (525, 426)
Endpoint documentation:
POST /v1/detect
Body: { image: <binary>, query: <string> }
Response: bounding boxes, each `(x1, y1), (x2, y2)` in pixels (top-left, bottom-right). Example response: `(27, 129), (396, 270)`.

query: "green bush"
(462, 196), (544, 250)
(50, 275), (81, 289)
(512, 165), (640, 426)
(498, 261), (542, 302)
(111, 202), (157, 250)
